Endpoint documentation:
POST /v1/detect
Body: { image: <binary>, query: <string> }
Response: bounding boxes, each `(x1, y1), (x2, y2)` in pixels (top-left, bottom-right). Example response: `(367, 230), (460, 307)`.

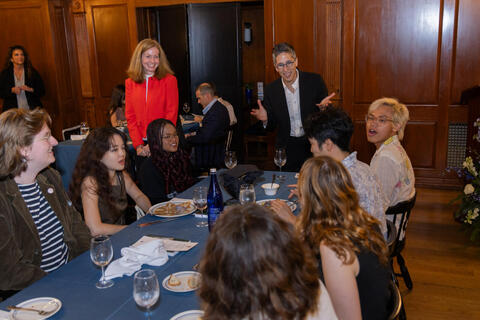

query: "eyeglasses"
(161, 134), (178, 140)
(276, 60), (296, 69)
(365, 114), (393, 126)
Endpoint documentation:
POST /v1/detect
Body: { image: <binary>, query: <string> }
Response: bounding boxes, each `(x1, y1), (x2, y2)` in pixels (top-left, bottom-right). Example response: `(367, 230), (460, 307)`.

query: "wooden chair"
(387, 193), (417, 290)
(388, 280), (404, 320)
(244, 130), (276, 166)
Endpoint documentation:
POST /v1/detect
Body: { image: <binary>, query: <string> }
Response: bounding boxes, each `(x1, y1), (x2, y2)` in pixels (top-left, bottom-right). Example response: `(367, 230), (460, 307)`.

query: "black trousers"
(281, 136), (311, 172)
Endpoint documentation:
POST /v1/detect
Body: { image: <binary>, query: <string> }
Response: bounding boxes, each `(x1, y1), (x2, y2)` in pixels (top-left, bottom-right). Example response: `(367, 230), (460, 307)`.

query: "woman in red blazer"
(125, 39), (179, 156)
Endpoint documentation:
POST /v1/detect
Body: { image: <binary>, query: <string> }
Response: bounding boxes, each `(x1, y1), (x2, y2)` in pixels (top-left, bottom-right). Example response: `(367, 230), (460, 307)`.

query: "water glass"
(133, 269), (160, 315)
(224, 151), (237, 169)
(183, 102), (190, 114)
(80, 122), (90, 136)
(239, 184), (256, 205)
(90, 235), (114, 289)
(193, 186), (208, 227)
(274, 147), (287, 180)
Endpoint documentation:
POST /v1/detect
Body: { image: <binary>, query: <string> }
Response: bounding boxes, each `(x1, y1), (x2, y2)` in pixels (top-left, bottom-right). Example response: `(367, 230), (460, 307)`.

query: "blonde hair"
(0, 108), (51, 178)
(126, 39), (173, 83)
(296, 157), (388, 266)
(368, 97), (409, 140)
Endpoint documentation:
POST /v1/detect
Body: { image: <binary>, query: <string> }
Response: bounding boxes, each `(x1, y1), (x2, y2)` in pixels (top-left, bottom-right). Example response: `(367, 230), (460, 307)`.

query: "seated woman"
(365, 97), (415, 206)
(0, 108), (90, 299)
(198, 204), (337, 320)
(108, 84), (126, 127)
(138, 119), (195, 204)
(272, 157), (391, 320)
(69, 127), (151, 236)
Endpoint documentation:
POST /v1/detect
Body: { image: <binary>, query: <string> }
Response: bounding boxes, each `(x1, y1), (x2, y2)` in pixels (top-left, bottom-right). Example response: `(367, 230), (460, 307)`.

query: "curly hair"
(4, 45), (34, 78)
(0, 108), (51, 178)
(69, 127), (127, 214)
(296, 157), (388, 266)
(198, 204), (320, 320)
(126, 39), (173, 83)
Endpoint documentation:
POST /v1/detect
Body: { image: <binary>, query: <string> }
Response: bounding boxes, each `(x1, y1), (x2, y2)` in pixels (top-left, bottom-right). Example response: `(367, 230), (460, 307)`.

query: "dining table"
(0, 170), (298, 319)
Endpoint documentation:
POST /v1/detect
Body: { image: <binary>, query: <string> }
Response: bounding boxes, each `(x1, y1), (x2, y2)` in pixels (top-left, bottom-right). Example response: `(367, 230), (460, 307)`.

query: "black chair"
(386, 193), (417, 290)
(388, 280), (403, 320)
(61, 125), (82, 141)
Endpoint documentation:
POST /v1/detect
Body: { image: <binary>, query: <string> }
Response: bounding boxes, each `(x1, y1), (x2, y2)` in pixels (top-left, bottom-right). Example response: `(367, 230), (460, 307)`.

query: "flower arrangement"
(452, 117), (480, 242)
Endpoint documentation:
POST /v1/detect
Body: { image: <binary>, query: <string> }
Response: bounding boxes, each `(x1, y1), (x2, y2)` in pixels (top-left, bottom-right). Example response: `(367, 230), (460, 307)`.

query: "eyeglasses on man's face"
(365, 114), (394, 126)
(276, 60), (296, 70)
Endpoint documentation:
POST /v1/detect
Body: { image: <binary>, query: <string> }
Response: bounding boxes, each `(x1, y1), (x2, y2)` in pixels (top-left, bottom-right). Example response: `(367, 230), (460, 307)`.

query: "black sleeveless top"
(317, 245), (391, 320)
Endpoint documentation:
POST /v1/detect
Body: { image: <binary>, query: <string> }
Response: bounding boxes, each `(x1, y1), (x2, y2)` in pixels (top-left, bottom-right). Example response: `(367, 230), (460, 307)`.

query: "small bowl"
(261, 183), (280, 196)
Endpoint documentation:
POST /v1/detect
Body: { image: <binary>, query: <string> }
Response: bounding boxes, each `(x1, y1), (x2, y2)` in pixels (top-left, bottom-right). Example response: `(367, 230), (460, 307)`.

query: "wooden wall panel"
(241, 4), (265, 86)
(265, 0), (316, 83)
(354, 0), (441, 104)
(451, 0), (480, 104)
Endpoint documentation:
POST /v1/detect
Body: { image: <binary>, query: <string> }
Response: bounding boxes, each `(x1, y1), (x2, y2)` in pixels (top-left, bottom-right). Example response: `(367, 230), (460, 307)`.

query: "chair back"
(62, 125), (82, 140)
(386, 219), (397, 255)
(386, 193), (417, 247)
(388, 280), (403, 319)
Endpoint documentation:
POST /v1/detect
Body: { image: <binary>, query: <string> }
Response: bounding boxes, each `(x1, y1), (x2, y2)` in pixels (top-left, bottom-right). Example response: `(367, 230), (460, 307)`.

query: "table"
(0, 171), (298, 319)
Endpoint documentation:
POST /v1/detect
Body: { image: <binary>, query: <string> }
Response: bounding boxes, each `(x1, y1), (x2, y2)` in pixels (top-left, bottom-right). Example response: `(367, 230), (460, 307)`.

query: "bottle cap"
(210, 168), (217, 173)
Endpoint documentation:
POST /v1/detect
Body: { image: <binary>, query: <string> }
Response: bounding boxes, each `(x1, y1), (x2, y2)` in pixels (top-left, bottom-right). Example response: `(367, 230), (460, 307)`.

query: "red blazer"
(125, 74), (179, 148)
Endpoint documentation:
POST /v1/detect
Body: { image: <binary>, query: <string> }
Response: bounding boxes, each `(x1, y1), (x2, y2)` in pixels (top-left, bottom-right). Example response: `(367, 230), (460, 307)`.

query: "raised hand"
(316, 92), (336, 108)
(250, 99), (268, 121)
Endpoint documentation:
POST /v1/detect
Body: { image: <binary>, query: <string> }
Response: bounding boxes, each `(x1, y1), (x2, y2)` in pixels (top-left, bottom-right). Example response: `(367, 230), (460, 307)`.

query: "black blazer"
(263, 70), (328, 146)
(188, 100), (230, 169)
(0, 65), (45, 110)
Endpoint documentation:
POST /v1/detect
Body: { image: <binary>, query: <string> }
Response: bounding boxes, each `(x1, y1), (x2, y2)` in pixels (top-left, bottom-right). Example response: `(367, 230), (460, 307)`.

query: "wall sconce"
(244, 22), (252, 44)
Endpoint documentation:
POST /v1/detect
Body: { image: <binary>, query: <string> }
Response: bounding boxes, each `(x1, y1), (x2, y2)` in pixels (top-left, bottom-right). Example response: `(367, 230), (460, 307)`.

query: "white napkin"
(105, 239), (168, 280)
(0, 310), (9, 320)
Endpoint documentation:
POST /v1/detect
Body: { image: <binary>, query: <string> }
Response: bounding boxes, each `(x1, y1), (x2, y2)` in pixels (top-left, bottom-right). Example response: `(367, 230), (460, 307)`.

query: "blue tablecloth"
(0, 171), (298, 319)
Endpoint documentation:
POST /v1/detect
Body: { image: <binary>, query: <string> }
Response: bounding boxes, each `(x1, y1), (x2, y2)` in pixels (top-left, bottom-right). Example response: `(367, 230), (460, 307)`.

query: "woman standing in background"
(125, 39), (179, 157)
(0, 45), (45, 111)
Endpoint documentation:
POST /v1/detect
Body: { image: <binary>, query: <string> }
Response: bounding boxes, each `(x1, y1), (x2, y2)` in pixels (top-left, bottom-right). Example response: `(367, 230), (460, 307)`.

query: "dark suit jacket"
(0, 65), (45, 111)
(263, 70), (328, 146)
(188, 100), (230, 169)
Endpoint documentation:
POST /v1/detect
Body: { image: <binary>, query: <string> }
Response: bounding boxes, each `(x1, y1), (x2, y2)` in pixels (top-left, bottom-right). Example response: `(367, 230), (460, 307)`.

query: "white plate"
(162, 271), (201, 293)
(9, 297), (61, 320)
(169, 310), (204, 320)
(149, 200), (196, 218)
(256, 199), (297, 212)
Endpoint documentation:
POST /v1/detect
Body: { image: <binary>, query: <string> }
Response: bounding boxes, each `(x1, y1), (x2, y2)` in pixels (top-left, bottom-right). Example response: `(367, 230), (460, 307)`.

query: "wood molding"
(72, 0), (85, 13)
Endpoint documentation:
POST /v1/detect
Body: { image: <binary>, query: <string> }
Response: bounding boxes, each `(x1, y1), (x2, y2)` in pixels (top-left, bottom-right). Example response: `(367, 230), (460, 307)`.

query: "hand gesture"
(136, 144), (151, 157)
(11, 86), (21, 95)
(287, 184), (299, 199)
(250, 99), (268, 121)
(21, 85), (33, 92)
(270, 199), (296, 225)
(316, 92), (336, 108)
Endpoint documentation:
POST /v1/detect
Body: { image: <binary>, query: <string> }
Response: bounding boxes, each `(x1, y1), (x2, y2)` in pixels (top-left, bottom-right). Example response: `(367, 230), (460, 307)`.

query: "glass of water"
(80, 122), (90, 136)
(274, 147), (287, 181)
(133, 269), (160, 316)
(224, 151), (237, 169)
(239, 184), (256, 205)
(193, 186), (208, 227)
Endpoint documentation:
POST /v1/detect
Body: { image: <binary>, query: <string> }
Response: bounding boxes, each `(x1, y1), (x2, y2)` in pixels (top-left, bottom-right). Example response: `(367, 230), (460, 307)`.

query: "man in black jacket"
(251, 42), (334, 171)
(186, 82), (230, 170)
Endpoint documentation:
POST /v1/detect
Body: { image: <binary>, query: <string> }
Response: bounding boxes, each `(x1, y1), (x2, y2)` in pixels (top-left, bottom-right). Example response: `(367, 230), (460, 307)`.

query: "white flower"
(465, 208), (480, 225)
(464, 184), (475, 195)
(463, 157), (478, 177)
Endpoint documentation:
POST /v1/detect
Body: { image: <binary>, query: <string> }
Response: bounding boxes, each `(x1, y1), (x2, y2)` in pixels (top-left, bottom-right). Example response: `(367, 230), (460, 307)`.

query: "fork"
(7, 305), (51, 315)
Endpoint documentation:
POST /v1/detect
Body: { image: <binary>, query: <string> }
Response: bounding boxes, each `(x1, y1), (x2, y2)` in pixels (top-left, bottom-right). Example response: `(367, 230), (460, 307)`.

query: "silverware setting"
(137, 218), (178, 228)
(7, 305), (52, 316)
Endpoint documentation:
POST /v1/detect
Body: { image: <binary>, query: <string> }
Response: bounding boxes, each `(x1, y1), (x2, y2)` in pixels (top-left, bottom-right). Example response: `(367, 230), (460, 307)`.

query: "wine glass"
(183, 102), (190, 114)
(239, 184), (256, 205)
(224, 151), (237, 169)
(90, 235), (114, 289)
(133, 269), (160, 316)
(274, 147), (287, 181)
(193, 186), (208, 227)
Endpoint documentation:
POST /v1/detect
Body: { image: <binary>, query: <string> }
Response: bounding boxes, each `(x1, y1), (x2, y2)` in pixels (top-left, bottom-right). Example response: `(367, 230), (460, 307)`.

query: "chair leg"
(397, 253), (413, 290)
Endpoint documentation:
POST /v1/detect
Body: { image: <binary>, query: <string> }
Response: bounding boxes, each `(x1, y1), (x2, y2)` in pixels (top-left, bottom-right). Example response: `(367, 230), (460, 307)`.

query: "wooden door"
(82, 0), (137, 127)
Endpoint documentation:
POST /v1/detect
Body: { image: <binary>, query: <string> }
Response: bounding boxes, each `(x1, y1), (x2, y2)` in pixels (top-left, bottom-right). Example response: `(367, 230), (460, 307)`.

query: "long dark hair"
(199, 204), (320, 319)
(69, 127), (128, 214)
(4, 45), (33, 78)
(147, 119), (194, 194)
(108, 84), (125, 117)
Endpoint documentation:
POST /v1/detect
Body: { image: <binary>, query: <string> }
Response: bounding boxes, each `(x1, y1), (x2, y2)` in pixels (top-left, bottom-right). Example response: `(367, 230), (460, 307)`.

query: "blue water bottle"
(207, 168), (224, 231)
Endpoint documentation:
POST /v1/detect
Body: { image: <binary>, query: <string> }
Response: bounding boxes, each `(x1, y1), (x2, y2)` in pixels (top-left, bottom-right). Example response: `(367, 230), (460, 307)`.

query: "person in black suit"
(251, 42), (335, 171)
(186, 82), (230, 170)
